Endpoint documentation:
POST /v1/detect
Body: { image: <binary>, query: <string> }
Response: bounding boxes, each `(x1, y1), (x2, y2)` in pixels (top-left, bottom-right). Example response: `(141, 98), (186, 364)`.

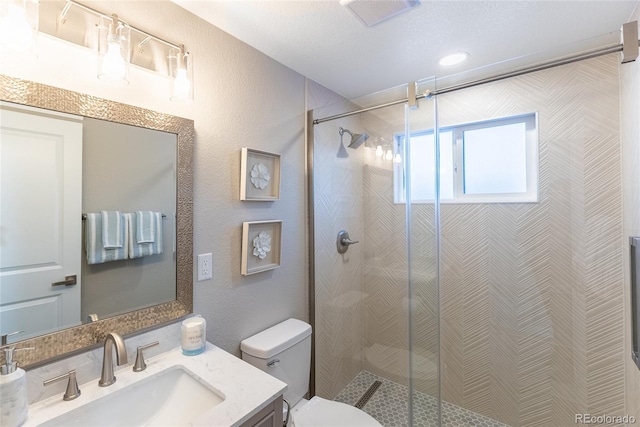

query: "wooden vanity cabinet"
(240, 395), (284, 427)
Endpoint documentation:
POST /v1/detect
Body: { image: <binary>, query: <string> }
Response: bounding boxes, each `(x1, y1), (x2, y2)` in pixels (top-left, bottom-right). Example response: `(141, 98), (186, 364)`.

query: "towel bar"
(81, 213), (167, 220)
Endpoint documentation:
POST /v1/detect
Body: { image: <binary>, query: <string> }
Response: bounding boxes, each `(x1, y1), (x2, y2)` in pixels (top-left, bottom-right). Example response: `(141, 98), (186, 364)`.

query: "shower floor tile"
(334, 371), (510, 427)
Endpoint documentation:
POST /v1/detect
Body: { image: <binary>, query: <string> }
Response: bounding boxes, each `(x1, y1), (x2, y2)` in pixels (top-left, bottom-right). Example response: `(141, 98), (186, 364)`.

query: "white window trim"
(394, 113), (539, 204)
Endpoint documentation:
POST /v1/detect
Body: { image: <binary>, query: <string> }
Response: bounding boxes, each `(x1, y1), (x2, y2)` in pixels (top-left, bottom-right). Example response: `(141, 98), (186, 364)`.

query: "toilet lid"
(292, 396), (382, 427)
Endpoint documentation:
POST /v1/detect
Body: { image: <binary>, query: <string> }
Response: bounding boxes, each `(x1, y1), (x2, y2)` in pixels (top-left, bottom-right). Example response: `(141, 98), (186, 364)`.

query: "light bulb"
(394, 153), (402, 164)
(97, 15), (129, 84)
(375, 145), (383, 158)
(0, 3), (34, 52)
(173, 68), (191, 100)
(385, 150), (393, 161)
(169, 45), (193, 102)
(99, 39), (126, 81)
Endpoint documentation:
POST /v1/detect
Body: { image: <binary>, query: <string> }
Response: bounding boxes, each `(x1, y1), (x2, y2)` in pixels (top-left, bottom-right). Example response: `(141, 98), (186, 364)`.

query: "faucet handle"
(133, 341), (159, 372)
(44, 370), (81, 401)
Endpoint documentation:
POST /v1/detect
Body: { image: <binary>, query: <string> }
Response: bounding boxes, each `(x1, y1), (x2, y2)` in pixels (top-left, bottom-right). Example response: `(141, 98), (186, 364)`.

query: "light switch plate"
(197, 253), (212, 281)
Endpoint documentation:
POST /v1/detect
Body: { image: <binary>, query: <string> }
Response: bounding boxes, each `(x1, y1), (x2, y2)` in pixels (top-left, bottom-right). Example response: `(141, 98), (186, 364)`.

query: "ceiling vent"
(340, 0), (421, 27)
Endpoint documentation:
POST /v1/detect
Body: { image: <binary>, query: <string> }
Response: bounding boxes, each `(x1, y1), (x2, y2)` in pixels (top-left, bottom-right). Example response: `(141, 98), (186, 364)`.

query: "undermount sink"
(40, 366), (225, 427)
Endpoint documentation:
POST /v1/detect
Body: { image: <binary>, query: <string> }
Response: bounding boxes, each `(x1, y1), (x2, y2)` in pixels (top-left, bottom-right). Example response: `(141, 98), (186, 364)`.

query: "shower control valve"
(337, 230), (359, 254)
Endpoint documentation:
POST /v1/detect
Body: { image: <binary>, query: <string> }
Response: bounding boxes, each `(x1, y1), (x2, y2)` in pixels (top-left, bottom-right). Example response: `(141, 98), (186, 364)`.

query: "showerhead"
(348, 132), (368, 149)
(339, 127), (369, 149)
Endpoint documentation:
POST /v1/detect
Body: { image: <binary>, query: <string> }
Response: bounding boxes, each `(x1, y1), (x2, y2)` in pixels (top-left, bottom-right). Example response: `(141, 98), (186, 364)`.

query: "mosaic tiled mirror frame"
(0, 75), (194, 368)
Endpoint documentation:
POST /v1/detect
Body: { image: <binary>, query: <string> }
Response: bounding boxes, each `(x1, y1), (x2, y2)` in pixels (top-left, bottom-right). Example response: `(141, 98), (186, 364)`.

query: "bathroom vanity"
(24, 343), (286, 427)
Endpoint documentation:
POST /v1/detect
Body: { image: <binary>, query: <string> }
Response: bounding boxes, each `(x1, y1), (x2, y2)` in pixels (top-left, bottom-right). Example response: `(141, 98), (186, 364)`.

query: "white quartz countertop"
(23, 342), (287, 427)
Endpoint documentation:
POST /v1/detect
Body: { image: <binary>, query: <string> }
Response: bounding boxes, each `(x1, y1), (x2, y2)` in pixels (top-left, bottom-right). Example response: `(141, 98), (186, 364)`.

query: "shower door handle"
(631, 237), (640, 370)
(337, 230), (359, 254)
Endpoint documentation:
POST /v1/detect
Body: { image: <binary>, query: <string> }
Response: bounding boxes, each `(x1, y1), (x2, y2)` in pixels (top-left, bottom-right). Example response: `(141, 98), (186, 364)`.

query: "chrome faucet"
(98, 332), (128, 387)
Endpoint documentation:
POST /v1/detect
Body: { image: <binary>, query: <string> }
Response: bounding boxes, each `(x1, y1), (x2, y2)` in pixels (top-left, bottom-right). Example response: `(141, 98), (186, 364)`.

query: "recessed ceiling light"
(438, 52), (469, 66)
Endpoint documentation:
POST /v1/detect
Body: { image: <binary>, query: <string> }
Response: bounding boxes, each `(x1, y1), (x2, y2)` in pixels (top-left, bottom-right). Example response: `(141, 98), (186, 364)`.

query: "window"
(394, 113), (538, 204)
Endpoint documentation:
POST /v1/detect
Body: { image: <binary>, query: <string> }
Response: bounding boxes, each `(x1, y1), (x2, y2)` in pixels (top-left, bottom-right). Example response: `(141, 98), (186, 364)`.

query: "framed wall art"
(240, 148), (281, 201)
(241, 220), (282, 276)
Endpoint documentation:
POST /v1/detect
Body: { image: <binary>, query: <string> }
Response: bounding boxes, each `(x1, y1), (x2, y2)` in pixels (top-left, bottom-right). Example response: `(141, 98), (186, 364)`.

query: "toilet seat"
(292, 396), (382, 427)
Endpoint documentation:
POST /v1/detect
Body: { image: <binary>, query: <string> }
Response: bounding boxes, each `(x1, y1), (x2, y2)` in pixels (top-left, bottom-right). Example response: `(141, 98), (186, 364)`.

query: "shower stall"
(307, 24), (640, 427)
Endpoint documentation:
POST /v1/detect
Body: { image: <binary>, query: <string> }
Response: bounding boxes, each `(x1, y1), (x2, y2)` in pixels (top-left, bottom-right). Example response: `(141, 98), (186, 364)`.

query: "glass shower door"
(402, 79), (442, 426)
(309, 78), (441, 426)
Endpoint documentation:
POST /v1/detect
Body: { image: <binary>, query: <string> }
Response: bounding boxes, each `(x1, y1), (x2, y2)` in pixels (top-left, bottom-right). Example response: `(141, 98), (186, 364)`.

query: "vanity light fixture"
(169, 44), (193, 103)
(0, 0), (39, 53)
(375, 145), (384, 158)
(97, 14), (130, 84)
(394, 153), (402, 164)
(36, 0), (194, 102)
(385, 149), (393, 161)
(373, 141), (397, 163)
(438, 51), (469, 66)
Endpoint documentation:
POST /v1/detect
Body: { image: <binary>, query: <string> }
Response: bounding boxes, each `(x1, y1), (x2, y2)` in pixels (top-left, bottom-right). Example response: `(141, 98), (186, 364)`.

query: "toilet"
(241, 318), (382, 427)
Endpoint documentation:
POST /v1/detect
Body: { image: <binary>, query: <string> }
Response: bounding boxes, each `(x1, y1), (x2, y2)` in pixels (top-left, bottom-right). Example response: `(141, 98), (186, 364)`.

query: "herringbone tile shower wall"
(621, 8), (640, 422)
(436, 55), (625, 427)
(310, 82), (366, 399)
(362, 54), (625, 427)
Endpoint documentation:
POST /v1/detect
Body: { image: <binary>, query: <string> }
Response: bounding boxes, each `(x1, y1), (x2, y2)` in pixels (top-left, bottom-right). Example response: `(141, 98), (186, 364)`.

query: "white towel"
(126, 212), (163, 259)
(136, 211), (156, 243)
(85, 213), (129, 264)
(101, 210), (123, 248)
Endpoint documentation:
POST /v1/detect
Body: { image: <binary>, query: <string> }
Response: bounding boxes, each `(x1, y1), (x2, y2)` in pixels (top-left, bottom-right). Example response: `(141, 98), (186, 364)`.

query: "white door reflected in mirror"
(0, 105), (83, 340)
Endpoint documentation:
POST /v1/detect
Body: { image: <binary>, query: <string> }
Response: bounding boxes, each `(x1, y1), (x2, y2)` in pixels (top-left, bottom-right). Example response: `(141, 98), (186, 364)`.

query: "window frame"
(394, 112), (539, 204)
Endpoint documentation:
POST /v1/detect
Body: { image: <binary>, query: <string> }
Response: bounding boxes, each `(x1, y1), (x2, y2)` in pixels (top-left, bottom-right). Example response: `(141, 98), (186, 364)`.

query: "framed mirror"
(0, 74), (193, 368)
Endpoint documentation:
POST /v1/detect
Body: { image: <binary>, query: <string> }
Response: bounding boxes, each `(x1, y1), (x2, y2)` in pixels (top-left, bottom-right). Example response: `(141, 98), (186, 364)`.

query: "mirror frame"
(0, 74), (193, 368)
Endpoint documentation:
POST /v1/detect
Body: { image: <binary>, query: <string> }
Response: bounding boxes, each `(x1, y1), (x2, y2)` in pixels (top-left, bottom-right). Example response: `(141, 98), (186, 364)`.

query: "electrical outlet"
(197, 253), (213, 281)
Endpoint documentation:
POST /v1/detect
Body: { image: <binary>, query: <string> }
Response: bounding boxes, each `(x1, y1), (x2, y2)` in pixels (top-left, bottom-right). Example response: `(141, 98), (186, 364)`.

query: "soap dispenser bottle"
(0, 345), (29, 427)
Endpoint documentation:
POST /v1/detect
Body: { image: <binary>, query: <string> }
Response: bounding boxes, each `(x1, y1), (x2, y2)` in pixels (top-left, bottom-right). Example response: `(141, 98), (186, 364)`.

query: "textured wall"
(361, 155), (411, 387)
(1, 0), (307, 357)
(309, 80), (366, 399)
(621, 9), (640, 422)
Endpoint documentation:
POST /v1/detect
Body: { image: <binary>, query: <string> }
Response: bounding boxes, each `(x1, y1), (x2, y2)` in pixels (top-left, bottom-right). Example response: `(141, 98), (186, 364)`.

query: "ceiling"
(172, 0), (639, 100)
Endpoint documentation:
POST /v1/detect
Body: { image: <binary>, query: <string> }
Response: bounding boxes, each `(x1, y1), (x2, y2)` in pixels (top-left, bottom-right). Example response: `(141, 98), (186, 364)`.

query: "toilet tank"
(240, 318), (312, 406)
